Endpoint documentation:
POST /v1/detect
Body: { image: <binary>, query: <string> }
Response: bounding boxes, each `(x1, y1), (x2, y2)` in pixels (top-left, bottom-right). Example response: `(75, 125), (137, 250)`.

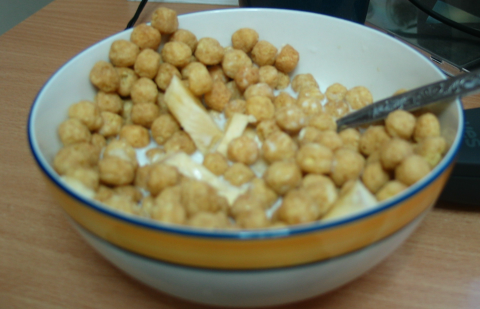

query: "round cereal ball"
(116, 67), (139, 97)
(150, 113), (180, 145)
(244, 83), (275, 101)
(65, 167), (100, 191)
(325, 83), (348, 102)
(161, 41), (192, 68)
(324, 100), (350, 119)
(91, 134), (106, 152)
(97, 111), (123, 137)
(131, 103), (160, 128)
(274, 105), (307, 133)
(330, 147), (365, 187)
(395, 154), (431, 186)
(246, 96), (275, 124)
(317, 131), (344, 151)
(296, 88), (324, 116)
(134, 165), (152, 190)
(150, 197), (186, 225)
(147, 163), (180, 196)
(296, 143), (333, 174)
(58, 118), (91, 146)
(258, 65), (278, 89)
(103, 139), (138, 168)
(359, 125), (391, 156)
(89, 60), (119, 93)
(249, 178), (278, 209)
(155, 62), (181, 91)
(53, 142), (99, 175)
(236, 208), (270, 229)
(413, 112), (441, 142)
(130, 23), (161, 50)
(224, 99), (247, 118)
(277, 189), (320, 225)
(119, 124), (150, 148)
(68, 100), (103, 131)
(181, 179), (223, 216)
(385, 109), (416, 140)
(234, 65), (259, 91)
(376, 180), (408, 201)
(273, 91), (296, 110)
(224, 163), (255, 187)
(291, 73), (318, 93)
(308, 113), (337, 132)
(208, 65), (229, 84)
(345, 86), (373, 110)
(203, 152), (229, 176)
(114, 185), (143, 203)
(262, 131), (298, 163)
(204, 80), (232, 112)
(231, 28), (259, 53)
(251, 40), (277, 66)
(195, 37), (224, 66)
(274, 44), (299, 73)
(169, 29), (197, 52)
(95, 91), (123, 114)
(301, 174), (338, 215)
(227, 135), (259, 165)
(362, 161), (390, 194)
(226, 80), (243, 100)
(415, 136), (447, 167)
(222, 49), (252, 79)
(380, 138), (414, 170)
(256, 119), (280, 141)
(298, 126), (322, 146)
(99, 156), (135, 186)
(263, 160), (302, 195)
(182, 62), (213, 96)
(151, 7), (178, 34)
(276, 71), (290, 90)
(156, 93), (169, 115)
(164, 131), (196, 154)
(109, 39), (140, 67)
(122, 100), (134, 125)
(134, 48), (161, 79)
(130, 77), (159, 105)
(339, 128), (361, 152)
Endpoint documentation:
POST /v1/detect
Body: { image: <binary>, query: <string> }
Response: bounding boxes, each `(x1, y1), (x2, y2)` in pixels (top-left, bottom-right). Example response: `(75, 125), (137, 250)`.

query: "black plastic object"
(238, 0), (371, 24)
(439, 107), (480, 205)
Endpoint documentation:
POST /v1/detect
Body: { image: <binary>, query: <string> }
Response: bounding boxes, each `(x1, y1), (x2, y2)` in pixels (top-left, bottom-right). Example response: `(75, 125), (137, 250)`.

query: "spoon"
(336, 68), (480, 131)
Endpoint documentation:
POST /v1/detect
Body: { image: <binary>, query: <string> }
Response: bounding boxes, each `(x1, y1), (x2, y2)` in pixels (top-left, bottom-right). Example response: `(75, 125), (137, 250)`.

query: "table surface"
(1, 1), (479, 308)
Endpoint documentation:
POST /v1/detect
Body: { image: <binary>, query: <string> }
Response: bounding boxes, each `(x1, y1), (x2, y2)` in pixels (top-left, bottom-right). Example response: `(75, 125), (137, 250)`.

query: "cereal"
(385, 110), (416, 140)
(251, 40), (277, 66)
(330, 148), (365, 187)
(296, 143), (333, 174)
(258, 65), (278, 89)
(98, 156), (135, 186)
(362, 162), (390, 194)
(415, 136), (447, 167)
(339, 128), (360, 152)
(301, 174), (338, 215)
(147, 163), (180, 196)
(244, 83), (275, 101)
(151, 7), (178, 34)
(68, 100), (103, 131)
(203, 152), (229, 176)
(151, 113), (180, 145)
(395, 154), (431, 186)
(204, 81), (232, 112)
(170, 29), (198, 52)
(376, 180), (408, 201)
(182, 62), (213, 96)
(325, 83), (347, 102)
(345, 86), (373, 110)
(277, 189), (320, 224)
(245, 96), (275, 123)
(131, 77), (159, 105)
(262, 131), (298, 163)
(275, 44), (299, 73)
(164, 130), (197, 154)
(109, 39), (139, 67)
(134, 48), (161, 79)
(227, 135), (260, 165)
(291, 73), (318, 93)
(263, 160), (302, 195)
(195, 37), (224, 66)
(359, 125), (391, 156)
(273, 91), (296, 110)
(274, 105), (307, 133)
(308, 113), (337, 132)
(155, 62), (181, 91)
(413, 112), (441, 142)
(222, 49), (252, 79)
(379, 138), (413, 170)
(116, 67), (139, 98)
(232, 28), (259, 53)
(58, 118), (91, 145)
(234, 65), (259, 91)
(96, 91), (123, 114)
(89, 61), (119, 93)
(316, 131), (343, 151)
(119, 124), (150, 148)
(130, 23), (162, 50)
(256, 119), (280, 141)
(131, 103), (159, 128)
(224, 99), (246, 118)
(161, 41), (192, 67)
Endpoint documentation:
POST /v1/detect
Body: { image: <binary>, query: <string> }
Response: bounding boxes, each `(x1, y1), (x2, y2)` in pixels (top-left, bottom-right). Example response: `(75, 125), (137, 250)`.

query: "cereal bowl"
(28, 8), (463, 307)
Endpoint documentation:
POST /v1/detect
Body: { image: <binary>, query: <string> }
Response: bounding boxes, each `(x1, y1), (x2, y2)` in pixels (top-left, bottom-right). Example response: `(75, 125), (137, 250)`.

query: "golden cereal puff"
(224, 163), (255, 187)
(413, 112), (441, 142)
(249, 178), (278, 209)
(275, 44), (299, 73)
(134, 165), (152, 190)
(150, 113), (180, 145)
(208, 65), (229, 84)
(226, 80), (243, 100)
(301, 174), (338, 215)
(91, 133), (107, 152)
(204, 81), (232, 112)
(227, 135), (259, 165)
(95, 91), (123, 114)
(134, 48), (162, 79)
(246, 96), (275, 124)
(119, 124), (150, 148)
(273, 91), (296, 110)
(278, 189), (320, 224)
(244, 83), (275, 101)
(164, 131), (197, 154)
(379, 138), (414, 170)
(325, 83), (348, 102)
(376, 180), (408, 201)
(116, 67), (139, 98)
(324, 100), (350, 119)
(169, 29), (198, 52)
(147, 163), (180, 196)
(65, 167), (100, 191)
(415, 136), (447, 168)
(53, 143), (99, 175)
(150, 197), (186, 225)
(330, 147), (365, 187)
(236, 208), (270, 229)
(258, 65), (278, 89)
(114, 185), (143, 203)
(131, 77), (159, 105)
(156, 92), (169, 115)
(385, 109), (416, 140)
(180, 179), (223, 216)
(316, 130), (344, 151)
(251, 40), (277, 66)
(103, 139), (138, 167)
(234, 65), (259, 92)
(122, 100), (134, 125)
(109, 39), (140, 67)
(262, 131), (298, 163)
(222, 49), (252, 79)
(298, 126), (322, 146)
(275, 105), (307, 133)
(359, 125), (391, 156)
(395, 154), (431, 186)
(276, 71), (290, 90)
(224, 99), (247, 118)
(161, 41), (192, 68)
(362, 162), (390, 194)
(98, 156), (135, 186)
(181, 62), (213, 96)
(231, 194), (264, 219)
(256, 119), (280, 141)
(195, 37), (225, 66)
(58, 118), (91, 146)
(308, 113), (337, 132)
(291, 73), (318, 93)
(151, 7), (179, 34)
(203, 152), (229, 176)
(231, 28), (259, 53)
(339, 128), (361, 152)
(296, 143), (333, 174)
(155, 62), (181, 91)
(89, 61), (120, 93)
(131, 103), (160, 128)
(263, 160), (302, 195)
(345, 86), (373, 110)
(296, 87), (324, 116)
(130, 23), (161, 50)
(68, 100), (103, 131)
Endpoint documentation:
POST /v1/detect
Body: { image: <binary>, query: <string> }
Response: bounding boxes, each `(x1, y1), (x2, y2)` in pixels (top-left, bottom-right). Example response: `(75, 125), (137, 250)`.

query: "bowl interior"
(28, 8), (463, 238)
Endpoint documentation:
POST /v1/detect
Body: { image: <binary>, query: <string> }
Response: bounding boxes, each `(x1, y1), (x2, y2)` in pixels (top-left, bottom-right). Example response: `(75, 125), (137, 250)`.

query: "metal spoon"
(336, 68), (480, 131)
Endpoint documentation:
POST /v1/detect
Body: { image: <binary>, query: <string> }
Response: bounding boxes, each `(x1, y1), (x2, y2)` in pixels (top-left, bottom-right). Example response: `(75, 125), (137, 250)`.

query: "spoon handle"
(336, 68), (480, 131)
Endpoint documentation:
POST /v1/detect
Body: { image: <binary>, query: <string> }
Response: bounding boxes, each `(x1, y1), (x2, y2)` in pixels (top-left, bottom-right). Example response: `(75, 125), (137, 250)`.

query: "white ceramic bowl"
(28, 8), (464, 307)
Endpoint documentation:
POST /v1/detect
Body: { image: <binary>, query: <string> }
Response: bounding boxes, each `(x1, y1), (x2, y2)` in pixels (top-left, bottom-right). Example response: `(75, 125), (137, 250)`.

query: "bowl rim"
(27, 7), (465, 240)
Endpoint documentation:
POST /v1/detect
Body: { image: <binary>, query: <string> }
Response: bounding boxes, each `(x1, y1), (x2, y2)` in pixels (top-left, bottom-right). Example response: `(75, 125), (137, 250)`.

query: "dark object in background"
(238, 0), (371, 24)
(439, 107), (480, 205)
